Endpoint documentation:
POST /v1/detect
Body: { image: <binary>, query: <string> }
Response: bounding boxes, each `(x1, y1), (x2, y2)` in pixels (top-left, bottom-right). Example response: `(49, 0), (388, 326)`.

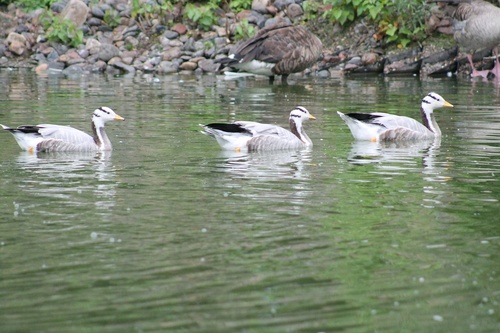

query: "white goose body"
(337, 92), (453, 142)
(1, 107), (124, 153)
(200, 106), (315, 151)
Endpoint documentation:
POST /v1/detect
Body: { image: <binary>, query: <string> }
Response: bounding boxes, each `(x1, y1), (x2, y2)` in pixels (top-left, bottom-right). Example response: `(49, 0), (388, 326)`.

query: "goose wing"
(235, 121), (304, 150)
(367, 114), (430, 133)
(35, 124), (97, 151)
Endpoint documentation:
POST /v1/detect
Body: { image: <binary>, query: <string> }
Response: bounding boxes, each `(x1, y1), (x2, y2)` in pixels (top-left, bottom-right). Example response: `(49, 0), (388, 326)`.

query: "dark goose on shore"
(437, 0), (500, 78)
(216, 22), (323, 84)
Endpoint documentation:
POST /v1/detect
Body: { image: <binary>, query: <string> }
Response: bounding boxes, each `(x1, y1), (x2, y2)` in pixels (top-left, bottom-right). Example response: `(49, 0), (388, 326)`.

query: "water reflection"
(216, 148), (313, 181)
(13, 151), (118, 221)
(347, 138), (441, 167)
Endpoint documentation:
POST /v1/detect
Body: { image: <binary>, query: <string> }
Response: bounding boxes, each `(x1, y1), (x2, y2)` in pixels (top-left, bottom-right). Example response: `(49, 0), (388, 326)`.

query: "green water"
(0, 70), (499, 332)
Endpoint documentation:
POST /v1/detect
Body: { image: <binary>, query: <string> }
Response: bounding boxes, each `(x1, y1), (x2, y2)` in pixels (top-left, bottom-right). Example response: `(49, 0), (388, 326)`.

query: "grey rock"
(61, 0), (89, 27)
(34, 52), (47, 63)
(50, 2), (66, 13)
(105, 64), (121, 74)
(62, 63), (86, 76)
(198, 59), (220, 73)
(91, 60), (107, 72)
(286, 3), (303, 18)
(162, 47), (182, 61)
(163, 30), (179, 40)
(347, 56), (362, 65)
(50, 43), (69, 56)
(115, 3), (127, 12)
(112, 61), (136, 73)
(274, 0), (294, 11)
(157, 61), (179, 74)
(91, 5), (105, 19)
(155, 25), (167, 34)
(252, 0), (271, 14)
(47, 61), (65, 71)
(120, 8), (132, 17)
(36, 35), (48, 43)
(77, 47), (89, 58)
(97, 43), (119, 62)
(317, 69), (330, 78)
(0, 44), (7, 57)
(264, 17), (291, 27)
(171, 58), (183, 67)
(88, 17), (102, 26)
(183, 37), (196, 52)
(204, 47), (216, 59)
(47, 49), (60, 62)
(80, 25), (90, 34)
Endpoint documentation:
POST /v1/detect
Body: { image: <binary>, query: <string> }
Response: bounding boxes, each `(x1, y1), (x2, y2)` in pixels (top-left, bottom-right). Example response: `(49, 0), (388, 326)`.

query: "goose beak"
(309, 115), (316, 120)
(443, 101), (454, 108)
(114, 114), (125, 121)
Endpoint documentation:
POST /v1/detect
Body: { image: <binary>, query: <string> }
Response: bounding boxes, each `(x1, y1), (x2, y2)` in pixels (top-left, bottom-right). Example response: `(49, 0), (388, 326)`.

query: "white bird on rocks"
(200, 106), (316, 151)
(337, 92), (454, 142)
(1, 106), (125, 153)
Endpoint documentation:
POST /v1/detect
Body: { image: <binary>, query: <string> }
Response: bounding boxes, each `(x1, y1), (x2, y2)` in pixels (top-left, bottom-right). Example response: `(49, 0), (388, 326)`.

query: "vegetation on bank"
(1, 0), (430, 49)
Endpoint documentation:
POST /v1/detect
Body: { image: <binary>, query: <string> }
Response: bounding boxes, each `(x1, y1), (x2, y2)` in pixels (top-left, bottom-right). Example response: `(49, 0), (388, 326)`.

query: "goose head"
(289, 106), (316, 124)
(92, 106), (125, 127)
(422, 92), (454, 113)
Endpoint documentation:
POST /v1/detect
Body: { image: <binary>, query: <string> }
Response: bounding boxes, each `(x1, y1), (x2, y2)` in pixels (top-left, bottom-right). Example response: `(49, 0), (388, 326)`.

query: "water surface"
(0, 70), (499, 332)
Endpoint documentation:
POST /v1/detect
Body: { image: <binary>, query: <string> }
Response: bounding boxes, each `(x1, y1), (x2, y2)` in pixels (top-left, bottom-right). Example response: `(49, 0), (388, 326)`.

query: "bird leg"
(489, 47), (500, 78)
(467, 54), (490, 78)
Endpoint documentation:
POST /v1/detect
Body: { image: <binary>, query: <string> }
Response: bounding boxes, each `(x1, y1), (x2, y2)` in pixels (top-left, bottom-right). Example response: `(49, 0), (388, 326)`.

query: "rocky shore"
(0, 0), (495, 78)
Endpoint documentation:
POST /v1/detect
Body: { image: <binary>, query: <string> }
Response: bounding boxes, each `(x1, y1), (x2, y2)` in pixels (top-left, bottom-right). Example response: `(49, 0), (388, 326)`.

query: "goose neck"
(92, 120), (112, 150)
(289, 118), (312, 146)
(420, 107), (441, 137)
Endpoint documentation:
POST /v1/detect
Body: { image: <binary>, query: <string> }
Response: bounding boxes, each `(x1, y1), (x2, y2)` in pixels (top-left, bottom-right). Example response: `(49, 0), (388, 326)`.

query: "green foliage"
(131, 0), (175, 23)
(227, 0), (252, 12)
(103, 8), (121, 29)
(41, 10), (84, 48)
(184, 2), (218, 31)
(10, 0), (56, 11)
(305, 0), (428, 48)
(233, 19), (255, 41)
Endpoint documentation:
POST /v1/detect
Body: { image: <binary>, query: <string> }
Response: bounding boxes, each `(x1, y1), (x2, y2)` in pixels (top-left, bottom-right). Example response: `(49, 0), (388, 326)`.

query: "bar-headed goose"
(200, 106), (316, 151)
(216, 22), (323, 84)
(337, 92), (453, 142)
(1, 106), (124, 153)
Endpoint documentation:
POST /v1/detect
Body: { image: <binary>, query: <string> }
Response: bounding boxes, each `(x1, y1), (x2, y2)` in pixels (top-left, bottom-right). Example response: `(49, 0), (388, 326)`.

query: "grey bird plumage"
(337, 92), (454, 142)
(200, 106), (316, 151)
(1, 106), (125, 153)
(439, 0), (500, 77)
(216, 22), (323, 84)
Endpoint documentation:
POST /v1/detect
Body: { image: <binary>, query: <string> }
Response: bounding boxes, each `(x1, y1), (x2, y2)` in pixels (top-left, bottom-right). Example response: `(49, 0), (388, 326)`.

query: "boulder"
(97, 43), (119, 62)
(286, 4), (303, 18)
(8, 40), (25, 56)
(60, 0), (89, 27)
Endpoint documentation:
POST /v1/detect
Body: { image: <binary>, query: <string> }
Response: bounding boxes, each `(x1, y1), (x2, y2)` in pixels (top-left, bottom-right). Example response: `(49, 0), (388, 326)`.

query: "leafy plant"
(228, 0), (252, 12)
(233, 19), (255, 41)
(41, 10), (84, 48)
(184, 2), (218, 31)
(131, 0), (175, 27)
(12, 0), (57, 11)
(103, 8), (121, 29)
(304, 0), (428, 48)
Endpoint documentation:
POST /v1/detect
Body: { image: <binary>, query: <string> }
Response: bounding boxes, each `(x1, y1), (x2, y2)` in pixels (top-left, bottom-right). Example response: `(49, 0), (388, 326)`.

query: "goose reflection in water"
(14, 151), (118, 218)
(210, 149), (314, 216)
(347, 138), (444, 174)
(216, 148), (313, 181)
